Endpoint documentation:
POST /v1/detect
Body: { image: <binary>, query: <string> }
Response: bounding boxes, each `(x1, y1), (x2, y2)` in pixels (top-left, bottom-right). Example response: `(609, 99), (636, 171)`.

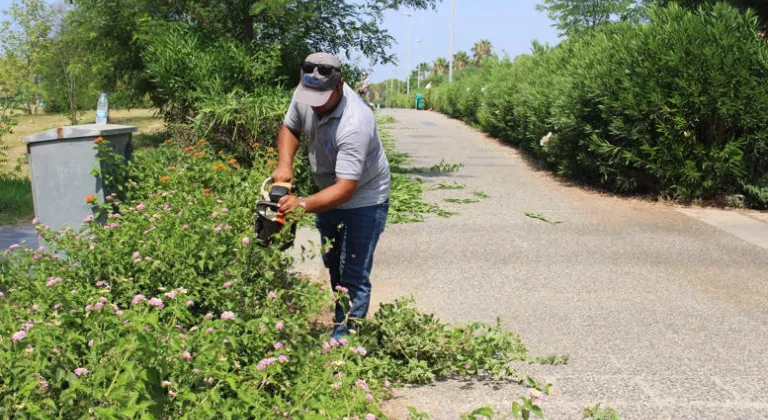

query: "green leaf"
(471, 406), (495, 418)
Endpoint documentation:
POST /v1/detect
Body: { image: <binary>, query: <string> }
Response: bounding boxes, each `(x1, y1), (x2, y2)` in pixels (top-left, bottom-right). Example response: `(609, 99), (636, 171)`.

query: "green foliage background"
(424, 4), (768, 208)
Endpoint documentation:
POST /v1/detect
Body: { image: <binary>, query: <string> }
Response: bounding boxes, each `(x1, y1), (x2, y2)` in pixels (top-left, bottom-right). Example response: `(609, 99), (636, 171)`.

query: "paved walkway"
(0, 225), (37, 250)
(296, 110), (768, 419)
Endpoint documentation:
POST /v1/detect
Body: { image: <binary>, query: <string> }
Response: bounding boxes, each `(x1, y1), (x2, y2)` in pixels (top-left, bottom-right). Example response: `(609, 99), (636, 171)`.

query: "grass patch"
(473, 191), (489, 199)
(430, 181), (466, 190)
(394, 158), (463, 175)
(524, 211), (562, 225)
(0, 174), (33, 226)
(444, 197), (480, 204)
(532, 354), (569, 365)
(583, 403), (621, 420)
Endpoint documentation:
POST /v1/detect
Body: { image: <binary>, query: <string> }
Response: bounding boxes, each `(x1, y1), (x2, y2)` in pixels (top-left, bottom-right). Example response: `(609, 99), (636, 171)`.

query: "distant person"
(271, 52), (391, 340)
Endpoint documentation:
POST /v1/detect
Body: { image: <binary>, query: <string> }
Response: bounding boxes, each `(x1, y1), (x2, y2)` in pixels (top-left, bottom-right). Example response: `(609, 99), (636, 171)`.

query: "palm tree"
(453, 51), (470, 70)
(417, 62), (432, 79)
(432, 57), (448, 75)
(471, 40), (493, 65)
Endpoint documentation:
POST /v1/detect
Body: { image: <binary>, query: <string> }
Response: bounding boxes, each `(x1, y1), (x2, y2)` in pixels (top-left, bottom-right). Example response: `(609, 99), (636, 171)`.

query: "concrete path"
(0, 225), (37, 251)
(349, 110), (768, 419)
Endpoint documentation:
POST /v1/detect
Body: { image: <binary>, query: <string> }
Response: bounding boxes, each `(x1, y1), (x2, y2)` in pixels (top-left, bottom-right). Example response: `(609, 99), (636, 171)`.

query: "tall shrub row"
(428, 4), (768, 208)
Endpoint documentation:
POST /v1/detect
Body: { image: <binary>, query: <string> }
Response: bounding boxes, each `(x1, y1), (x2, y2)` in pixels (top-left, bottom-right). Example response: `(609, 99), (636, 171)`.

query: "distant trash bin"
(23, 124), (137, 237)
(415, 93), (425, 110)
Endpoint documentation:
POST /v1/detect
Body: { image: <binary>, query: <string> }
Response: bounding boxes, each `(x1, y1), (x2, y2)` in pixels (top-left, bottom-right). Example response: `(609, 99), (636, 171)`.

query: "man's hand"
(271, 166), (294, 183)
(277, 195), (304, 218)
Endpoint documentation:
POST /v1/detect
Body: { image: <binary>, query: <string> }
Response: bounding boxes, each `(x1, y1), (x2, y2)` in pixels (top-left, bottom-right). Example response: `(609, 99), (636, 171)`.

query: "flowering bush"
(1, 139), (547, 417)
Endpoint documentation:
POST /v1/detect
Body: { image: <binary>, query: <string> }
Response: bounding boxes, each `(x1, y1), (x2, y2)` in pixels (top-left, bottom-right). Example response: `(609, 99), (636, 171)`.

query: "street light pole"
(448, 0), (455, 83)
(415, 39), (423, 89)
(402, 12), (412, 95)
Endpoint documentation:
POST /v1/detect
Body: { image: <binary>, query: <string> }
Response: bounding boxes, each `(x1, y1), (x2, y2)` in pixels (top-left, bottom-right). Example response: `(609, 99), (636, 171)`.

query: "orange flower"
(267, 147), (275, 153)
(85, 194), (96, 204)
(167, 166), (176, 171)
(159, 176), (171, 183)
(193, 151), (206, 158)
(165, 139), (173, 145)
(203, 188), (211, 197)
(94, 137), (104, 144)
(251, 142), (260, 148)
(213, 163), (225, 171)
(196, 139), (206, 146)
(184, 146), (195, 152)
(267, 159), (277, 167)
(218, 150), (224, 156)
(228, 158), (237, 165)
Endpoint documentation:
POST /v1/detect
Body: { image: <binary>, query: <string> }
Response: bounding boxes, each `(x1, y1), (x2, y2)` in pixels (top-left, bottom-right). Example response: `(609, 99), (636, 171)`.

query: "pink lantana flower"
(182, 351), (193, 361)
(148, 298), (164, 309)
(12, 331), (26, 341)
(275, 321), (284, 330)
(132, 295), (147, 305)
(74, 368), (89, 377)
(46, 277), (62, 287)
(220, 311), (235, 320)
(136, 203), (145, 211)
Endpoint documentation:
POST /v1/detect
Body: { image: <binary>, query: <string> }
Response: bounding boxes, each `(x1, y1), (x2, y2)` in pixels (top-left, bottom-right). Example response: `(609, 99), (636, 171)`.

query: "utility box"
(23, 124), (137, 236)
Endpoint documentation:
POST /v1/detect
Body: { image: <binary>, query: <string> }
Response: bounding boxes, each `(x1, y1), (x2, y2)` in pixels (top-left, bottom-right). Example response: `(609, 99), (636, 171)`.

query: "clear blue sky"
(1, 0), (561, 83)
(368, 0), (561, 83)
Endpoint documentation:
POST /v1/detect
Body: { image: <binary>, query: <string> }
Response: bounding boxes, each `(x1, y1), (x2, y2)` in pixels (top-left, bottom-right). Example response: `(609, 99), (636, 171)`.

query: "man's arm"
(272, 125), (300, 182)
(278, 126), (370, 216)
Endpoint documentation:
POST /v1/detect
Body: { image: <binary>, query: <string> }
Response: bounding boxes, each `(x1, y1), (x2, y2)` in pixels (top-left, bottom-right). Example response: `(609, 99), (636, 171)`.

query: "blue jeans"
(316, 200), (389, 339)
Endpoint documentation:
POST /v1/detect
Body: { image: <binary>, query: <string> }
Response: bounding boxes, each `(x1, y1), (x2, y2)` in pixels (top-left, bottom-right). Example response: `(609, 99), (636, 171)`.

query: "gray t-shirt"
(283, 83), (391, 209)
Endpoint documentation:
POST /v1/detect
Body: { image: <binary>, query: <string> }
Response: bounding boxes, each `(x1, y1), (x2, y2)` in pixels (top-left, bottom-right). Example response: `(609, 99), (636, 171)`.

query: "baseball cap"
(294, 52), (343, 107)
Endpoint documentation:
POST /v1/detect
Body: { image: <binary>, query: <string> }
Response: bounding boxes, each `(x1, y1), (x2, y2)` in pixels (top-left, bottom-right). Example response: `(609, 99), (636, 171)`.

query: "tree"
(38, 5), (101, 124)
(471, 40), (493, 65)
(432, 57), (449, 75)
(64, 0), (442, 111)
(0, 0), (55, 114)
(651, 0), (767, 29)
(536, 0), (638, 37)
(453, 51), (470, 69)
(417, 62), (432, 79)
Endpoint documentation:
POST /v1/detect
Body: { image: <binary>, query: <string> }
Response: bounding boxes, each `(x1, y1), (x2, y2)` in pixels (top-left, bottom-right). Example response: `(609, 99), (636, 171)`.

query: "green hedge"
(428, 4), (768, 208)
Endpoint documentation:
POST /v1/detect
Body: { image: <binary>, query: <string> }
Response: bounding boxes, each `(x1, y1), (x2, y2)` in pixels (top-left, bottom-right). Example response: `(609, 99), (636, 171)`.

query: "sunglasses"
(302, 62), (339, 77)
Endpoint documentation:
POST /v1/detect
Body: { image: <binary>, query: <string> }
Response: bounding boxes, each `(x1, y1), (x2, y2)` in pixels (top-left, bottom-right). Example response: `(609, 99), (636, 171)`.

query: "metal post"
(416, 39), (423, 90)
(448, 0), (455, 82)
(403, 12), (412, 95)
